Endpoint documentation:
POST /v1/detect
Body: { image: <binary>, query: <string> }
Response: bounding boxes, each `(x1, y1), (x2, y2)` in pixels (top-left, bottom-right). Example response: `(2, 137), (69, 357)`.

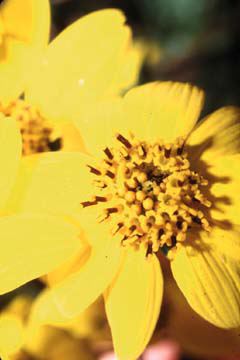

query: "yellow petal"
(187, 107), (240, 162)
(5, 152), (93, 216)
(171, 245), (240, 329)
(0, 214), (81, 294)
(163, 269), (240, 358)
(26, 9), (132, 123)
(0, 314), (24, 356)
(104, 250), (163, 360)
(198, 226), (240, 262)
(206, 155), (240, 226)
(0, 0), (50, 101)
(122, 82), (204, 142)
(74, 82), (204, 155)
(0, 116), (21, 209)
(30, 236), (122, 325)
(73, 98), (123, 155)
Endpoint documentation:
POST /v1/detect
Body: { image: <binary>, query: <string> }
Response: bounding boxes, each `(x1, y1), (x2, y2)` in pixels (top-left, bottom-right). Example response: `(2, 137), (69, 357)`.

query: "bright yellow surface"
(26, 10), (137, 124)
(31, 236), (122, 325)
(74, 82), (204, 155)
(105, 249), (163, 360)
(171, 244), (240, 328)
(0, 0), (50, 101)
(0, 214), (81, 294)
(0, 116), (21, 209)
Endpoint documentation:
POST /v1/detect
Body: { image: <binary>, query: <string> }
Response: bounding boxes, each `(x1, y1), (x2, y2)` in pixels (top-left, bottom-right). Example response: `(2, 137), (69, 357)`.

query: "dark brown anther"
(105, 160), (113, 166)
(189, 177), (197, 185)
(116, 134), (132, 149)
(177, 146), (184, 155)
(87, 165), (101, 175)
(171, 235), (177, 246)
(158, 228), (164, 239)
(146, 242), (153, 256)
(106, 170), (115, 179)
(81, 200), (97, 208)
(113, 222), (124, 235)
(192, 216), (202, 224)
(106, 207), (118, 214)
(95, 196), (107, 203)
(104, 147), (114, 160)
(164, 148), (171, 158)
(141, 145), (147, 157)
(176, 220), (183, 229)
(129, 225), (137, 233)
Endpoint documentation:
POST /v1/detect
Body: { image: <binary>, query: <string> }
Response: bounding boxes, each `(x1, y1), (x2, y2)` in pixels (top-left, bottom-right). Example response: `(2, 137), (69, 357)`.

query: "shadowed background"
(51, 0), (240, 117)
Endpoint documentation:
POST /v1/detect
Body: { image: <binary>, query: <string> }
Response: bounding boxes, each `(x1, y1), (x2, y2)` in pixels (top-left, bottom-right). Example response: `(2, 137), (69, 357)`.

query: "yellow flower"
(8, 82), (240, 360)
(0, 8), (142, 155)
(0, 115), (81, 296)
(0, 0), (50, 102)
(0, 295), (96, 360)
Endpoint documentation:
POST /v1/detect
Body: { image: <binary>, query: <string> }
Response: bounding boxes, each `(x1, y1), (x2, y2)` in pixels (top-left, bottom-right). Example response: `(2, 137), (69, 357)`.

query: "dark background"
(51, 0), (240, 117)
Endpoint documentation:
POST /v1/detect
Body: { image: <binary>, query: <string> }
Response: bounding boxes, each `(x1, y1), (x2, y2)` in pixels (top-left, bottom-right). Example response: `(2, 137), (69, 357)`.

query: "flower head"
(13, 82), (240, 360)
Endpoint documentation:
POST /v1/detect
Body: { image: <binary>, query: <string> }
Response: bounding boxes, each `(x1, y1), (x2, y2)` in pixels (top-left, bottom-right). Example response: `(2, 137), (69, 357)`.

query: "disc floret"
(82, 134), (212, 256)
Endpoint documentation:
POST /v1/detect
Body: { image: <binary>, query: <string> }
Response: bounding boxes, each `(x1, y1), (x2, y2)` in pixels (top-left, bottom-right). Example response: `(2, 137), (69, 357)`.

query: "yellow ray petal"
(26, 9), (132, 123)
(206, 155), (240, 226)
(73, 98), (123, 156)
(5, 152), (93, 216)
(74, 82), (204, 155)
(122, 82), (204, 142)
(187, 107), (240, 162)
(0, 314), (24, 356)
(0, 0), (50, 101)
(30, 236), (122, 325)
(171, 245), (240, 329)
(197, 225), (240, 262)
(0, 116), (21, 209)
(0, 214), (81, 294)
(104, 249), (163, 360)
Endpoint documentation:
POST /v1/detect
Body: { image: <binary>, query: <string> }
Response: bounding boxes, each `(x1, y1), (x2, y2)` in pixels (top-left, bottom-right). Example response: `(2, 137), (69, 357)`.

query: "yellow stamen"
(82, 134), (212, 257)
(0, 99), (61, 155)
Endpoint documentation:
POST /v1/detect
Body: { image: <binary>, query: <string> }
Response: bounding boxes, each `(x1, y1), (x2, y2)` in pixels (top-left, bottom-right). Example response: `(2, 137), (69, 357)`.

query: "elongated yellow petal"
(5, 152), (92, 216)
(205, 155), (240, 226)
(31, 236), (122, 325)
(0, 116), (21, 209)
(123, 82), (204, 142)
(0, 314), (24, 356)
(171, 245), (240, 329)
(197, 226), (240, 262)
(187, 107), (240, 162)
(74, 82), (204, 155)
(73, 98), (123, 155)
(104, 250), (163, 360)
(26, 10), (132, 123)
(0, 214), (81, 294)
(0, 0), (50, 101)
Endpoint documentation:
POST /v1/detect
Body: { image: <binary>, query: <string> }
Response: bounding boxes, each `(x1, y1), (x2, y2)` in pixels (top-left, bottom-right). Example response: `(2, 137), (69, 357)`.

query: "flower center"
(82, 134), (212, 257)
(0, 100), (62, 155)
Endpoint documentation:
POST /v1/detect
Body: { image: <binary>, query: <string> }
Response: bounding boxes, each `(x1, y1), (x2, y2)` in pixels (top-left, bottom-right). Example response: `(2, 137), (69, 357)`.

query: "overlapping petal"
(104, 249), (163, 360)
(187, 107), (240, 162)
(0, 0), (50, 101)
(0, 214), (81, 294)
(206, 155), (240, 226)
(30, 234), (122, 325)
(5, 152), (93, 216)
(74, 82), (204, 155)
(0, 116), (21, 209)
(26, 10), (135, 124)
(171, 244), (240, 329)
